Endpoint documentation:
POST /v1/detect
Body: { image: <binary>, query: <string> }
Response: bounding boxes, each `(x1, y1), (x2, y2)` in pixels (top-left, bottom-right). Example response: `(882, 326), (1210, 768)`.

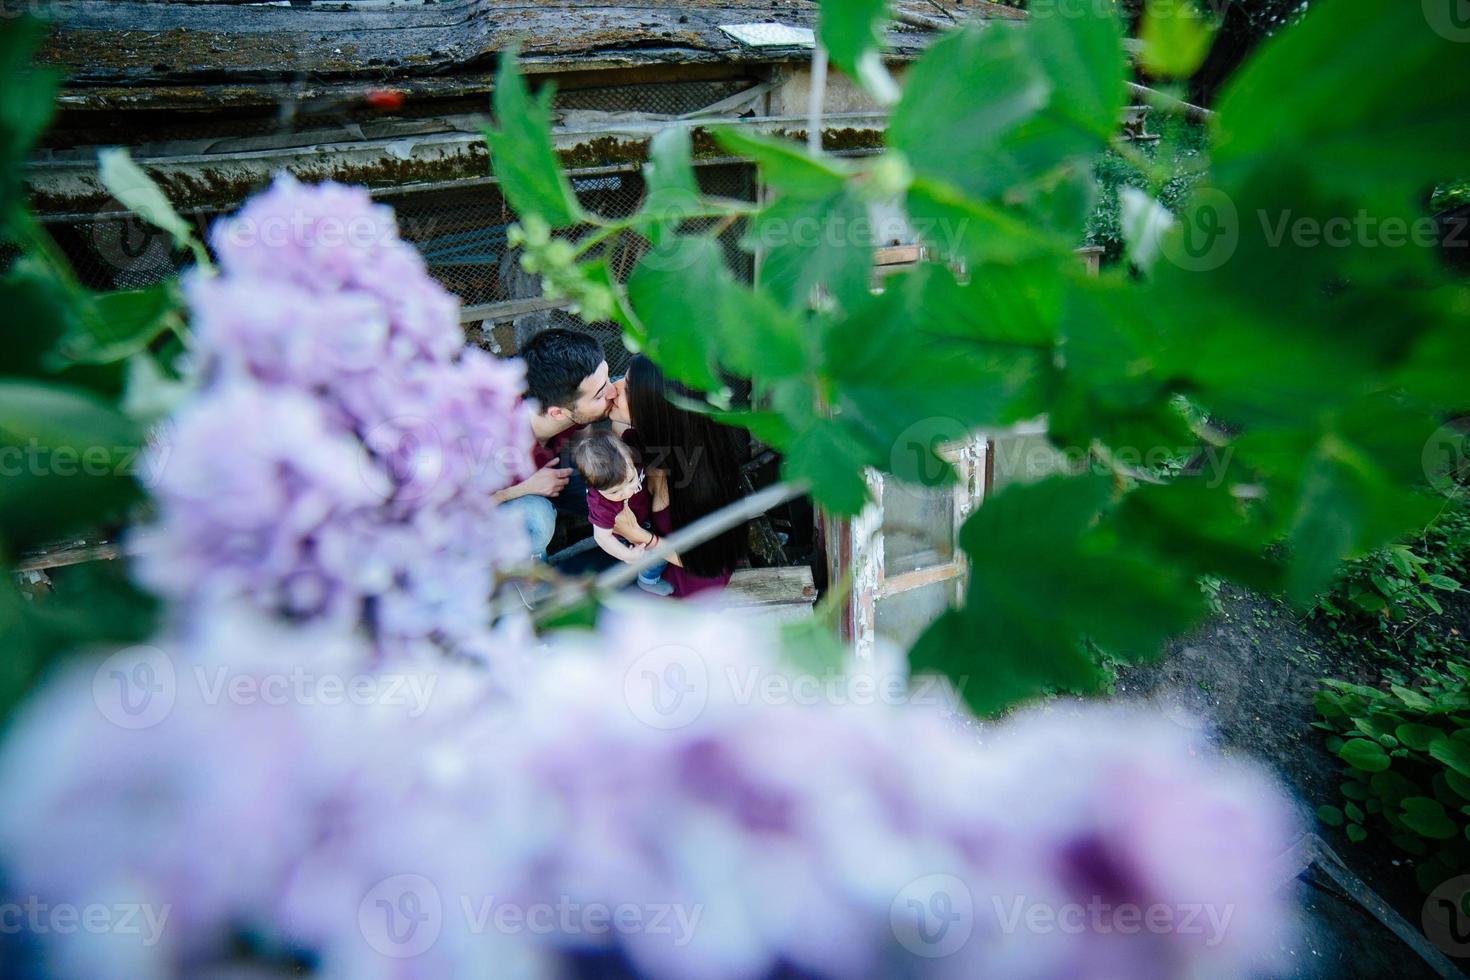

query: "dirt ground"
(1116, 584), (1463, 978)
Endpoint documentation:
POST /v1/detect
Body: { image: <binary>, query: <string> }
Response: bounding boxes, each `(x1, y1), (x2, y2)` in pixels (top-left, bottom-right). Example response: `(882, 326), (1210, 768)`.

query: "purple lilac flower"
(0, 603), (1297, 980)
(137, 177), (534, 659)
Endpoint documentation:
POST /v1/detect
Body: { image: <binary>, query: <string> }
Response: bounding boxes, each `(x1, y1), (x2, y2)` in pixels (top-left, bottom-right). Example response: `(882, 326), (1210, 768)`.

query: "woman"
(609, 354), (748, 597)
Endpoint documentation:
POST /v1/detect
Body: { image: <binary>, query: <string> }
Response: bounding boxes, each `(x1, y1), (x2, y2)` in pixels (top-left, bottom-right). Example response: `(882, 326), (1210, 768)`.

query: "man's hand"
(523, 457), (573, 497)
(493, 457), (572, 503)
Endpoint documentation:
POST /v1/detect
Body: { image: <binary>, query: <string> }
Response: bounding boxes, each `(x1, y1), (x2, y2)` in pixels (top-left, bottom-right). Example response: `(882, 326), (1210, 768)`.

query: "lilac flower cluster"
(136, 176), (534, 660)
(0, 603), (1296, 980)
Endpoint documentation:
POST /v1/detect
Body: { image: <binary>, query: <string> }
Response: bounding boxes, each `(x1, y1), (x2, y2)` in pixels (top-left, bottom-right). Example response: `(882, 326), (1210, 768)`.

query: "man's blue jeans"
(502, 494), (556, 561)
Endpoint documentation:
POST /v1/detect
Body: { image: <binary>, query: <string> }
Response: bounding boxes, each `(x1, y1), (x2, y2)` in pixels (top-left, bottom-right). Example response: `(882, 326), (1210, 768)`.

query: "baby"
(571, 429), (673, 597)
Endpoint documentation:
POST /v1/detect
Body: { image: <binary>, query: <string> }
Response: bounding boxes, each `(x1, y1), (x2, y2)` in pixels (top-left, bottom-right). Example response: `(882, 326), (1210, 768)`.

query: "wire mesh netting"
(23, 160), (759, 383)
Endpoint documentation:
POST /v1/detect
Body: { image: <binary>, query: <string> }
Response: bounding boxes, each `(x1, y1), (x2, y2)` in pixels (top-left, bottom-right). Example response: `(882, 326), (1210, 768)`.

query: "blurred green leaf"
(1139, 0), (1215, 79)
(818, 0), (898, 102)
(911, 474), (1205, 716)
(781, 417), (881, 516)
(1400, 796), (1458, 839)
(0, 19), (61, 232)
(748, 188), (872, 313)
(710, 127), (851, 198)
(97, 149), (198, 258)
(484, 50), (584, 227)
(625, 236), (807, 392)
(61, 283), (179, 365)
(0, 263), (73, 376)
(1431, 737), (1470, 777)
(1213, 1), (1470, 211)
(0, 381), (143, 548)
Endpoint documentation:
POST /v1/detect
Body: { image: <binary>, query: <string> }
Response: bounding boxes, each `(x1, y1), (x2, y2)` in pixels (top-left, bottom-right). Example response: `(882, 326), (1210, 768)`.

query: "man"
(493, 328), (617, 559)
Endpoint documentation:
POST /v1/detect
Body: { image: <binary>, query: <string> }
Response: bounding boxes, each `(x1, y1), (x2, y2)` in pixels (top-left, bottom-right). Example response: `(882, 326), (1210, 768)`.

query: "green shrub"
(1309, 504), (1470, 663)
(1314, 662), (1470, 891)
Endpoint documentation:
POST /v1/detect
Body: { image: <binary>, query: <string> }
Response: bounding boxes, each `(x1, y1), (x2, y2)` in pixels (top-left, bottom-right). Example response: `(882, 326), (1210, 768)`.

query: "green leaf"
(1338, 738), (1390, 773)
(1024, 0), (1127, 143)
(910, 473), (1205, 716)
(823, 268), (1050, 454)
(97, 149), (197, 254)
(625, 235), (807, 392)
(1430, 737), (1470, 777)
(1398, 723), (1445, 752)
(1344, 801), (1365, 824)
(905, 177), (1063, 266)
(1393, 685), (1435, 712)
(747, 188), (872, 314)
(888, 23), (1048, 202)
(0, 19), (61, 228)
(1214, 2), (1470, 213)
(1445, 769), (1470, 802)
(890, 7), (1122, 206)
(710, 127), (850, 199)
(1111, 478), (1281, 591)
(0, 380), (143, 548)
(61, 284), (179, 365)
(1427, 574), (1461, 592)
(818, 0), (898, 103)
(1371, 769), (1422, 805)
(1400, 796), (1458, 840)
(781, 417), (881, 516)
(1316, 804), (1344, 827)
(122, 353), (193, 424)
(1139, 0), (1215, 79)
(483, 50), (584, 227)
(0, 263), (73, 375)
(1345, 823), (1367, 844)
(1341, 781), (1369, 801)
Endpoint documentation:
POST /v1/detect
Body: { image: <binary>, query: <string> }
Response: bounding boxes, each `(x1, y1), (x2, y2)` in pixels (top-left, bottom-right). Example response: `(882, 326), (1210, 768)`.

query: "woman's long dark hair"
(625, 355), (748, 578)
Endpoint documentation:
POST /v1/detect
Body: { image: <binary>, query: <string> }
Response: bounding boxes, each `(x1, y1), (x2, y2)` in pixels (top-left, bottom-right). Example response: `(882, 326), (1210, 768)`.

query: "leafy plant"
(0, 18), (187, 722)
(1311, 503), (1470, 663)
(480, 0), (1470, 718)
(1315, 661), (1470, 891)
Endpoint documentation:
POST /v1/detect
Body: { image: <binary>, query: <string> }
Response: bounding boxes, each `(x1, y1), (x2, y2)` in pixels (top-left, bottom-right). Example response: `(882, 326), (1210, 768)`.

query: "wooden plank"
(877, 562), (963, 598)
(723, 565), (816, 607)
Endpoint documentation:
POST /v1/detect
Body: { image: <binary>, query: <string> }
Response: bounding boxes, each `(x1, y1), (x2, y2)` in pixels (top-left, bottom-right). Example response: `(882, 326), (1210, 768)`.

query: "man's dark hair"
(521, 328), (603, 411)
(570, 430), (634, 491)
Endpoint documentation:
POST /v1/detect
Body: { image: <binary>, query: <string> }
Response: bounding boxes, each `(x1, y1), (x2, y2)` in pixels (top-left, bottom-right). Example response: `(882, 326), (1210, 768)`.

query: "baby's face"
(599, 468), (644, 502)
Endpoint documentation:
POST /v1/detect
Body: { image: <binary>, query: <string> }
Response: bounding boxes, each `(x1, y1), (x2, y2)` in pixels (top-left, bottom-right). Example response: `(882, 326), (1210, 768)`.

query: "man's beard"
(570, 403), (611, 426)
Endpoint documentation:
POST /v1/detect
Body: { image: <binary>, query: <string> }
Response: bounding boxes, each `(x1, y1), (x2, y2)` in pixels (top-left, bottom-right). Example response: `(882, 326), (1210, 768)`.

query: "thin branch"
(1126, 82), (1215, 122)
(511, 480), (812, 622)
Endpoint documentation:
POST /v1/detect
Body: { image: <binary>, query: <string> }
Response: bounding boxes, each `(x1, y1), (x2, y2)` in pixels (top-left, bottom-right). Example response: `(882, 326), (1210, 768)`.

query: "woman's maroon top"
(652, 506), (731, 599)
